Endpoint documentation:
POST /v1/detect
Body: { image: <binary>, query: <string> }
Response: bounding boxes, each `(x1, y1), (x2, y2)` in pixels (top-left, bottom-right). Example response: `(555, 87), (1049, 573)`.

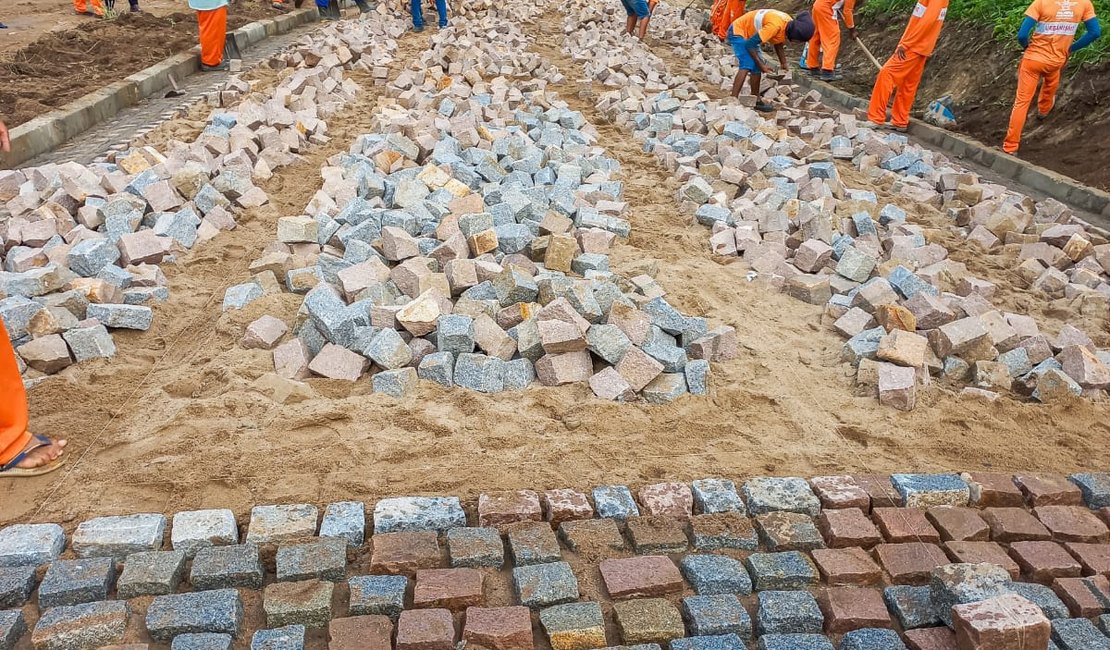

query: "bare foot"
(14, 437), (67, 469)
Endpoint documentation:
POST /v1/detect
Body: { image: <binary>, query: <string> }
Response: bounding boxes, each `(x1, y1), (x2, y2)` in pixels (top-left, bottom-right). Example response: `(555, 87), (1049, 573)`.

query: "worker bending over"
(710, 0), (747, 40)
(622, 0), (658, 40)
(805, 0), (857, 80)
(867, 0), (948, 131)
(189, 0), (229, 71)
(1004, 0), (1101, 153)
(728, 9), (815, 111)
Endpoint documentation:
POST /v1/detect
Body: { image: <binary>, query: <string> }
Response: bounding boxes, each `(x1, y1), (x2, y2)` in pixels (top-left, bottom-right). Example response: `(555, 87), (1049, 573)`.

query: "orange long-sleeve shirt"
(897, 0), (949, 56)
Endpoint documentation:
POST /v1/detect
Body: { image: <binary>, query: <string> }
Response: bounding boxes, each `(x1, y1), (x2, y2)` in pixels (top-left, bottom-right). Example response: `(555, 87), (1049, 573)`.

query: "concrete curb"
(1, 7), (319, 171)
(792, 72), (1110, 225)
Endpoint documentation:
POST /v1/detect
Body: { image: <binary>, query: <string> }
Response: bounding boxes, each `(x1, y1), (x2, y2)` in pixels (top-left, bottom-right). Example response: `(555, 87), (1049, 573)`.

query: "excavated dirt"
(0, 2), (280, 128)
(2, 15), (1109, 530)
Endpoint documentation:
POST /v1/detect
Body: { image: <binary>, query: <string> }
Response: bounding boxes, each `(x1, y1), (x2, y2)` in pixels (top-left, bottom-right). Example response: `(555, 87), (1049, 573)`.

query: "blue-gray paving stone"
(221, 282), (263, 311)
(539, 601), (605, 641)
(887, 265), (937, 299)
(319, 501), (365, 548)
(171, 633), (234, 650)
(31, 600), (128, 650)
(840, 628), (908, 650)
(38, 557), (116, 608)
(147, 589), (243, 640)
(512, 561), (579, 608)
(691, 514), (759, 551)
(692, 479), (745, 515)
(0, 609), (25, 650)
(251, 625), (305, 650)
(0, 565), (36, 608)
(843, 327), (884, 364)
(756, 590), (823, 634)
(190, 544), (264, 590)
(1070, 473), (1110, 509)
(671, 634), (747, 650)
(417, 351), (455, 386)
(436, 314), (475, 354)
(1052, 618), (1110, 650)
(372, 496), (467, 534)
(454, 353), (505, 393)
(742, 478), (821, 517)
(1100, 613), (1110, 635)
(744, 552), (819, 591)
(117, 550), (186, 598)
(502, 358), (536, 390)
(0, 524), (64, 567)
(890, 473), (969, 507)
(72, 513), (165, 560)
(883, 585), (940, 629)
(66, 239), (120, 277)
(171, 509), (238, 559)
(682, 555), (752, 595)
(682, 594), (752, 637)
(642, 297), (689, 335)
(447, 527), (504, 568)
(755, 635), (834, 650)
(275, 537), (347, 582)
(685, 359), (710, 396)
(593, 485), (640, 520)
(930, 562), (1011, 627)
(586, 324), (631, 365)
(364, 328), (412, 370)
(508, 524), (562, 566)
(348, 574), (407, 617)
(1010, 581), (1070, 619)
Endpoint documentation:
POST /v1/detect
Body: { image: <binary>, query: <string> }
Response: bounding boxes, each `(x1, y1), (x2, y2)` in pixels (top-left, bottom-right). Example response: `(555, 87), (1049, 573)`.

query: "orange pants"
(806, 3), (841, 72)
(0, 319), (31, 467)
(197, 7), (228, 67)
(867, 50), (928, 128)
(1003, 57), (1062, 154)
(74, 0), (104, 15)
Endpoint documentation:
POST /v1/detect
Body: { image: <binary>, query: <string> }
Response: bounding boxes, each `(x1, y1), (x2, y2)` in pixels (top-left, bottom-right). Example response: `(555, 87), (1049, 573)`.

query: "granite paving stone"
(670, 635), (747, 650)
(1051, 575), (1110, 617)
(637, 482), (694, 518)
(0, 524), (65, 567)
(373, 497), (467, 534)
(901, 627), (957, 650)
(1051, 618), (1110, 650)
(1064, 542), (1110, 577)
(682, 554), (753, 595)
(742, 478), (821, 517)
(369, 531), (442, 575)
(245, 505), (318, 544)
(854, 476), (900, 509)
(755, 512), (824, 551)
(447, 527), (505, 568)
(117, 550), (186, 598)
(593, 486), (641, 520)
(600, 555), (684, 599)
(873, 543), (950, 584)
(507, 523), (563, 566)
(275, 538), (347, 582)
(872, 508), (941, 544)
(38, 557), (116, 608)
(952, 593), (1051, 650)
(171, 510), (238, 559)
(809, 476), (871, 510)
(251, 625), (305, 650)
(891, 474), (969, 508)
(690, 513), (759, 551)
(347, 574), (408, 618)
(171, 633), (234, 650)
(539, 602), (607, 650)
(1009, 581), (1071, 619)
(462, 606), (534, 650)
(810, 547), (883, 585)
(823, 587), (892, 633)
(327, 616), (392, 650)
(1070, 473), (1110, 510)
(542, 489), (594, 524)
(412, 568), (484, 610)
(1035, 505), (1110, 542)
(883, 585), (941, 629)
(190, 544), (264, 590)
(929, 562), (1013, 626)
(318, 501), (365, 548)
(926, 507), (990, 542)
(612, 598), (685, 645)
(263, 579), (334, 628)
(31, 600), (129, 650)
(1014, 474), (1084, 507)
(396, 609), (455, 650)
(943, 541), (1021, 578)
(146, 589), (244, 640)
(756, 590), (824, 634)
(513, 561), (580, 608)
(682, 594), (752, 637)
(754, 635), (834, 650)
(1010, 541), (1083, 583)
(558, 519), (627, 555)
(0, 610), (24, 650)
(839, 628), (909, 650)
(691, 479), (746, 515)
(625, 516), (689, 554)
(960, 473), (1025, 507)
(744, 551), (819, 590)
(981, 507), (1052, 542)
(817, 508), (882, 548)
(72, 514), (166, 560)
(478, 491), (543, 528)
(0, 565), (36, 608)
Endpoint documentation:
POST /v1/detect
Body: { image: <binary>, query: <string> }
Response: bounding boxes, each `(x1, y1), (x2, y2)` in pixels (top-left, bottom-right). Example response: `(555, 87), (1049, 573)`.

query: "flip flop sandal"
(0, 434), (65, 478)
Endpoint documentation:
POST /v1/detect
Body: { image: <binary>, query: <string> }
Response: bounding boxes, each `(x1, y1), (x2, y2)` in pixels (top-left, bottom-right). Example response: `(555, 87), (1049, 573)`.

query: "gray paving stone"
(117, 550), (187, 599)
(437, 314), (475, 354)
(0, 609), (25, 650)
(682, 594), (752, 637)
(372, 367), (418, 397)
(890, 473), (969, 507)
(446, 527), (504, 568)
(1010, 581), (1070, 619)
(348, 575), (408, 618)
(681, 555), (753, 595)
(744, 552), (819, 591)
(690, 514), (758, 551)
(372, 496), (466, 534)
(31, 600), (129, 650)
(512, 561), (579, 608)
(62, 323), (116, 362)
(755, 590), (823, 635)
(454, 353), (505, 393)
(86, 303), (154, 330)
(502, 358), (535, 390)
(38, 557), (116, 608)
(539, 601), (606, 646)
(0, 565), (36, 608)
(146, 589), (244, 640)
(72, 513), (165, 560)
(319, 502), (365, 548)
(929, 562), (1011, 627)
(592, 485), (641, 520)
(171, 633), (233, 650)
(276, 538), (347, 582)
(1070, 473), (1110, 509)
(1052, 618), (1110, 650)
(685, 359), (710, 396)
(0, 524), (65, 567)
(263, 579), (333, 628)
(883, 585), (940, 629)
(671, 635), (747, 650)
(190, 544), (263, 590)
(245, 505), (318, 544)
(742, 478), (821, 517)
(171, 509), (238, 559)
(755, 635), (834, 650)
(417, 351), (454, 386)
(508, 524), (562, 566)
(839, 628), (908, 650)
(251, 625), (305, 650)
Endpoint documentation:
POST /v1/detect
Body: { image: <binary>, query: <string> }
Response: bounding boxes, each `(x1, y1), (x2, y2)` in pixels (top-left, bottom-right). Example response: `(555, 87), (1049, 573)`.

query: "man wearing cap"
(727, 9), (816, 111)
(867, 0), (949, 131)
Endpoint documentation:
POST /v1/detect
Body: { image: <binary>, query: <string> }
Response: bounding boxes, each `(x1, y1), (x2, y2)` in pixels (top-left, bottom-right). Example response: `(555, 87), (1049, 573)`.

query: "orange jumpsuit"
(0, 319), (31, 468)
(711, 0), (747, 40)
(867, 0), (949, 128)
(806, 0), (856, 72)
(1003, 0), (1096, 153)
(74, 0), (104, 16)
(190, 0), (229, 68)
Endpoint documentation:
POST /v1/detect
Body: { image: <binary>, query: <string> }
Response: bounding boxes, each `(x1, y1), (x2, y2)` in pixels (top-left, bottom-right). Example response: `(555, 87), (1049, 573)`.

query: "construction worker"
(189, 0), (229, 72)
(622, 0), (658, 40)
(0, 318), (68, 478)
(1003, 0), (1101, 153)
(709, 0), (747, 41)
(412, 0), (448, 32)
(0, 119), (9, 153)
(728, 9), (815, 111)
(804, 0), (857, 80)
(866, 0), (948, 131)
(74, 0), (104, 17)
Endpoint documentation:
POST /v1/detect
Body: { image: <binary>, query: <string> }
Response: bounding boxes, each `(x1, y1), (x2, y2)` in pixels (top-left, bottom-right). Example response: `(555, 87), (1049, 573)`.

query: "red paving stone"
(329, 615), (393, 650)
(926, 506), (990, 542)
(873, 542), (951, 585)
(412, 568), (484, 610)
(961, 472), (1025, 507)
(478, 491), (542, 528)
(810, 476), (871, 510)
(542, 489), (594, 525)
(952, 593), (1050, 650)
(599, 556), (684, 599)
(818, 508), (882, 548)
(904, 626), (958, 650)
(370, 532), (444, 575)
(637, 482), (694, 519)
(854, 475), (899, 508)
(1013, 473), (1084, 506)
(872, 507), (941, 544)
(944, 541), (1021, 579)
(1034, 505), (1110, 543)
(822, 586), (892, 633)
(980, 507), (1052, 543)
(1009, 541), (1083, 584)
(1065, 542), (1110, 577)
(463, 606), (534, 650)
(397, 609), (456, 650)
(1051, 575), (1110, 617)
(811, 547), (884, 586)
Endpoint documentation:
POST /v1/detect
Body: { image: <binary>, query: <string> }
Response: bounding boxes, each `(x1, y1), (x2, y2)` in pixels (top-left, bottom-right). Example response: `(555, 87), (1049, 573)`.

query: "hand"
(0, 120), (9, 153)
(895, 45), (907, 60)
(848, 27), (858, 39)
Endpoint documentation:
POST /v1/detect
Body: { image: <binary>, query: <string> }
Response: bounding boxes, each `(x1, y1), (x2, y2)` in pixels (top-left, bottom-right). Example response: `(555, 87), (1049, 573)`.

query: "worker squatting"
(703, 0), (1101, 154)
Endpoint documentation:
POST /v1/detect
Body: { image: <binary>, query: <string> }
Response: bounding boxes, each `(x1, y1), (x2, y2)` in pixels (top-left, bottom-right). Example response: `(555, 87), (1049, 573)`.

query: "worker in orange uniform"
(1004, 0), (1101, 153)
(867, 0), (948, 132)
(728, 9), (815, 111)
(74, 0), (104, 16)
(805, 0), (857, 81)
(189, 0), (230, 72)
(0, 318), (67, 478)
(710, 0), (747, 41)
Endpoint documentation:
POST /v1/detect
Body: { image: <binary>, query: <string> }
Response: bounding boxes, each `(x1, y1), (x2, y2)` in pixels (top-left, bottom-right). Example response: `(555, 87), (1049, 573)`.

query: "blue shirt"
(188, 0), (229, 10)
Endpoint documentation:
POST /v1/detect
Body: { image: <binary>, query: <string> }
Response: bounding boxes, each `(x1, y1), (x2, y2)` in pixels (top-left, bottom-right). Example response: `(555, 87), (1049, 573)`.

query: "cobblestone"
(146, 589), (243, 640)
(348, 574), (408, 618)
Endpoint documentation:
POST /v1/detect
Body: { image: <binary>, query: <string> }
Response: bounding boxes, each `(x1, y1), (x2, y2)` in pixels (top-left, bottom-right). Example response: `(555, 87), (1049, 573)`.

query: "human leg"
(1003, 58), (1042, 153)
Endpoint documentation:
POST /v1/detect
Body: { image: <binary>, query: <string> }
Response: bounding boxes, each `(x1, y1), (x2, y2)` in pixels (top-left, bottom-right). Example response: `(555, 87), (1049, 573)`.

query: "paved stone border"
(0, 7), (320, 171)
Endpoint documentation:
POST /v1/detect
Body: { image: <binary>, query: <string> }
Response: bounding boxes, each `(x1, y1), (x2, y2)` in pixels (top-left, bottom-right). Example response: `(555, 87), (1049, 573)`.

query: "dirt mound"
(0, 3), (281, 128)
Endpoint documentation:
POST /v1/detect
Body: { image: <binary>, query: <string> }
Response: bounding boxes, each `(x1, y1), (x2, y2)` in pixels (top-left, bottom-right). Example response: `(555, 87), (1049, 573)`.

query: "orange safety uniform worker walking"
(74, 0), (104, 16)
(867, 0), (948, 131)
(190, 0), (230, 72)
(805, 0), (856, 80)
(1003, 0), (1101, 153)
(0, 316), (67, 478)
(710, 0), (747, 40)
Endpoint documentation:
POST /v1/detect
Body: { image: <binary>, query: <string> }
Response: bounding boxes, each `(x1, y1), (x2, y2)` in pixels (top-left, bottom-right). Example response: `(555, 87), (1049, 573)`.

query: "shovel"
(224, 31), (244, 62)
(854, 35), (884, 71)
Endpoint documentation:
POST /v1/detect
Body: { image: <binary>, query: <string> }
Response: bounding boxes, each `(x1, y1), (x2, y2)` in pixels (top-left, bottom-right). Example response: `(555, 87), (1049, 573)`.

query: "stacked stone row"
(0, 10), (409, 386)
(554, 0), (1110, 409)
(2, 471), (1110, 650)
(237, 13), (735, 402)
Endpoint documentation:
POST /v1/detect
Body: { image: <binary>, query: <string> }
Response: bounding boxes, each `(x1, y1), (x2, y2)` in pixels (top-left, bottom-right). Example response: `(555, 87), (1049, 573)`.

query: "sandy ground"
(1, 0), (202, 56)
(2, 14), (1109, 529)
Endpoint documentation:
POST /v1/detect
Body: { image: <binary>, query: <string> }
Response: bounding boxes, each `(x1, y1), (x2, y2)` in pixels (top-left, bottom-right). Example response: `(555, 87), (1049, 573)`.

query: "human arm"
(774, 43), (788, 71)
(844, 0), (857, 35)
(1017, 16), (1036, 48)
(1070, 17), (1102, 51)
(0, 121), (9, 153)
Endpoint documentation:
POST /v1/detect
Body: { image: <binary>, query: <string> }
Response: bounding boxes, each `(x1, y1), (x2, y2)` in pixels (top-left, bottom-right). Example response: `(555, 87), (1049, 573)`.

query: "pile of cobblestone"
(2, 471), (1110, 650)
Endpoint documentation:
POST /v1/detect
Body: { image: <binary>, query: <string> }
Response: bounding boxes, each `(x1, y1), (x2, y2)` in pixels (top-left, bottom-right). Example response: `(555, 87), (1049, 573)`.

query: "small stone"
(513, 561), (579, 608)
(263, 579), (333, 628)
(72, 513), (166, 560)
(447, 528), (504, 569)
(190, 544), (263, 590)
(396, 609), (455, 650)
(348, 574), (408, 617)
(31, 600), (129, 650)
(117, 550), (186, 598)
(539, 602), (606, 650)
(246, 504), (318, 544)
(613, 598), (685, 645)
(756, 590), (824, 634)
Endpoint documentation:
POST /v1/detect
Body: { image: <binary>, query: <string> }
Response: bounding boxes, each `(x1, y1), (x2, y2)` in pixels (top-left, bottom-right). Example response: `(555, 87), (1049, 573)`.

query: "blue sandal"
(0, 435), (65, 478)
